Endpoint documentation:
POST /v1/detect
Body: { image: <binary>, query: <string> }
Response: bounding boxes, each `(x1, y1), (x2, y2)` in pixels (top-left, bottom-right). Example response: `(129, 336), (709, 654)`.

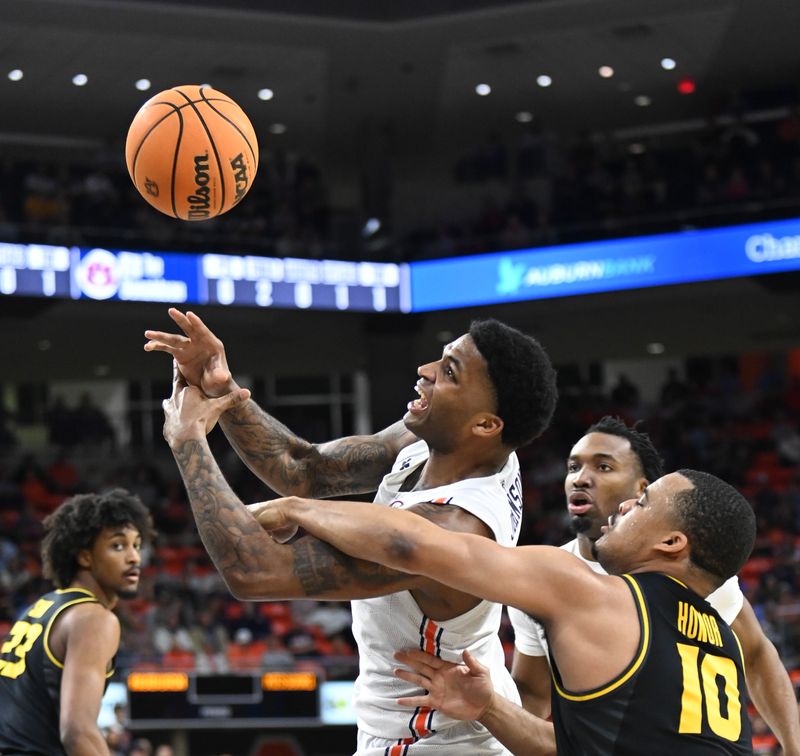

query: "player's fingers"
(396, 695), (429, 709)
(462, 649), (486, 674)
(394, 668), (429, 688)
(171, 360), (188, 397)
(395, 648), (443, 670)
(185, 310), (213, 338)
(394, 653), (438, 680)
(143, 331), (190, 351)
(168, 307), (191, 331)
(143, 341), (173, 354)
(213, 387), (250, 412)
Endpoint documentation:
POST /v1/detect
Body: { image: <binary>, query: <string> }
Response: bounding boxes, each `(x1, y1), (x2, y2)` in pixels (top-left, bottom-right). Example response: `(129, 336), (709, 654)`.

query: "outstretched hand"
(246, 499), (299, 543)
(163, 359), (250, 447)
(394, 648), (494, 722)
(144, 308), (234, 398)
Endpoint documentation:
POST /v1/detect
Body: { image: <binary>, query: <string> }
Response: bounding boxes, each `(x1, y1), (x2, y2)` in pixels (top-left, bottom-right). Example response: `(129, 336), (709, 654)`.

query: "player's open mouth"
(567, 491), (592, 515)
(407, 383), (429, 414)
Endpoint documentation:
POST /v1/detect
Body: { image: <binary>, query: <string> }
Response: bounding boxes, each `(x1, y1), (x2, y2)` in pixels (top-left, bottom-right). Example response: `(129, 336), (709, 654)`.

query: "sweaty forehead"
(444, 334), (484, 365)
(445, 332), (475, 354)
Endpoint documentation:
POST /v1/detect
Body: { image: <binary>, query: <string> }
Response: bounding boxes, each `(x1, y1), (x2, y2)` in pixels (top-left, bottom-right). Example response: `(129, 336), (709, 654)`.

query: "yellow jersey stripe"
(554, 574), (650, 702)
(43, 597), (100, 669)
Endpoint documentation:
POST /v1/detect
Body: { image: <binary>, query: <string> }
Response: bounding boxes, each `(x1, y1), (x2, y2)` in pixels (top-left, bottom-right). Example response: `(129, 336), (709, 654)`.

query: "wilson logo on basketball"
(230, 153), (250, 205)
(144, 178), (159, 197)
(187, 152), (212, 220)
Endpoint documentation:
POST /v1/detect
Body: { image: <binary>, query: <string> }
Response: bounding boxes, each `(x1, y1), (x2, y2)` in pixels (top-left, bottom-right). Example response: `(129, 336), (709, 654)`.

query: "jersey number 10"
(676, 642), (741, 741)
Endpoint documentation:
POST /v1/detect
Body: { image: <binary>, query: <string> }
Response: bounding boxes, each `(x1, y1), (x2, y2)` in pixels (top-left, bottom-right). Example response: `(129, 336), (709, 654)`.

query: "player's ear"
(636, 477), (649, 496)
(473, 413), (503, 439)
(76, 548), (92, 570)
(654, 530), (688, 556)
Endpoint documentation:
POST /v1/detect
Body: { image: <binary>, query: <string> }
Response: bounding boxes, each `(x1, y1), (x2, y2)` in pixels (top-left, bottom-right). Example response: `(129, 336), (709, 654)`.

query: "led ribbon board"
(0, 245), (409, 314)
(408, 217), (800, 311)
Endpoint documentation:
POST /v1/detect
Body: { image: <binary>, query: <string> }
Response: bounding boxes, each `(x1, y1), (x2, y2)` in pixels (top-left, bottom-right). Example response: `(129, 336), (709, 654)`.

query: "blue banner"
(0, 242), (408, 313)
(409, 218), (800, 312)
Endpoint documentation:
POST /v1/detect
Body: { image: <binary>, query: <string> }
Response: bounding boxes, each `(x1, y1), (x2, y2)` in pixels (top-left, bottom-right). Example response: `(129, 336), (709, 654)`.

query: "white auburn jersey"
(351, 440), (523, 752)
(508, 537), (746, 658)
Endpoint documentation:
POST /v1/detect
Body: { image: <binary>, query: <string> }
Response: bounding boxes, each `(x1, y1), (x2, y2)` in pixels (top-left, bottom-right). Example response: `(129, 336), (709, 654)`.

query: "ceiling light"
(72, 74), (88, 87)
(677, 78), (696, 95)
(515, 111), (533, 123)
(646, 342), (665, 355)
(598, 66), (614, 78)
(536, 75), (552, 88)
(258, 88), (274, 101)
(7, 69), (23, 82)
(362, 218), (381, 237)
(634, 95), (652, 107)
(37, 339), (51, 351)
(629, 143), (645, 154)
(660, 57), (676, 71)
(475, 83), (491, 96)
(269, 123), (287, 134)
(135, 78), (151, 91)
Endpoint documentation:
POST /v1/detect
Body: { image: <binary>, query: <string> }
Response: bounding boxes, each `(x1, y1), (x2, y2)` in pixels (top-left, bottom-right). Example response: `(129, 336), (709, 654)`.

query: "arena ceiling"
(2, 0), (799, 160)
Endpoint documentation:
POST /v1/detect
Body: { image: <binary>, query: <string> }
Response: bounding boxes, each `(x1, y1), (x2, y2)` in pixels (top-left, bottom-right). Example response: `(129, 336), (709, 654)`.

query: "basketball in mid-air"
(125, 84), (258, 221)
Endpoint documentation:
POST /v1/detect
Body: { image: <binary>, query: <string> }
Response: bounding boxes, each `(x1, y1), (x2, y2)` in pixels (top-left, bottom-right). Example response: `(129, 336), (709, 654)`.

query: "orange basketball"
(125, 84), (258, 221)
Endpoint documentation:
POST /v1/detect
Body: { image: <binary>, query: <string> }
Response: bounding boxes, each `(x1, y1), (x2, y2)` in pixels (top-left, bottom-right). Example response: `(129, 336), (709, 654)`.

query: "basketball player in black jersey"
(251, 470), (758, 755)
(0, 489), (152, 756)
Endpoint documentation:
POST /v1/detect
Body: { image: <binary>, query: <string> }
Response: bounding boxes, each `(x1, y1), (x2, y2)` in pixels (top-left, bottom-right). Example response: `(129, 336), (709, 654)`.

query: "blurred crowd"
(0, 145), (333, 259)
(407, 102), (800, 260)
(1, 98), (800, 264)
(1, 352), (799, 752)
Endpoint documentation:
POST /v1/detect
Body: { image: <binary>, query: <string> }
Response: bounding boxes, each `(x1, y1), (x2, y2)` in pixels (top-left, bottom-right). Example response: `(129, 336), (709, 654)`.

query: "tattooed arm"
(219, 410), (414, 498)
(145, 308), (416, 497)
(163, 372), (488, 607)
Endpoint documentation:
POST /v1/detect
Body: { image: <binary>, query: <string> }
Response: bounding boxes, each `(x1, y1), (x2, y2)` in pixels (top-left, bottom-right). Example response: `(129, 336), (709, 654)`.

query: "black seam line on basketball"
(171, 108), (184, 219)
(145, 97), (234, 110)
(200, 89), (258, 168)
(131, 102), (183, 182)
(174, 88), (225, 214)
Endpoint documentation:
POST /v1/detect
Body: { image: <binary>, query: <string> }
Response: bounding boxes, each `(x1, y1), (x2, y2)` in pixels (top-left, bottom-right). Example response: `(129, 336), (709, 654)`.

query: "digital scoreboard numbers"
(0, 242), (410, 313)
(201, 254), (409, 312)
(127, 671), (320, 728)
(0, 243), (72, 298)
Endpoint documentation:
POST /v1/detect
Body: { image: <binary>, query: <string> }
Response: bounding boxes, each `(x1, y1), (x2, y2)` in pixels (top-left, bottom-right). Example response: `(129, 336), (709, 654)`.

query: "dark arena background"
(2, 0), (800, 754)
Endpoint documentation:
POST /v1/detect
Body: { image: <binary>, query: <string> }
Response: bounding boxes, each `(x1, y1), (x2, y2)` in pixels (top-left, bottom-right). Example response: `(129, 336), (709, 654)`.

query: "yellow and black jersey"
(550, 572), (752, 756)
(0, 588), (113, 756)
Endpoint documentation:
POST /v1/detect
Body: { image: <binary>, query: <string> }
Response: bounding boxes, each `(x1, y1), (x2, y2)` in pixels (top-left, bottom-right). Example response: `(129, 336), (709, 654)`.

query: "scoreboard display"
(127, 671), (321, 729)
(0, 242), (410, 314)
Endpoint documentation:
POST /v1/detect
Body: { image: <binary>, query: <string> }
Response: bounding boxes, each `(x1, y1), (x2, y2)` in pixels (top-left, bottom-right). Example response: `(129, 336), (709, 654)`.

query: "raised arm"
(732, 600), (800, 755)
(145, 308), (415, 497)
(162, 369), (477, 603)
(255, 495), (605, 623)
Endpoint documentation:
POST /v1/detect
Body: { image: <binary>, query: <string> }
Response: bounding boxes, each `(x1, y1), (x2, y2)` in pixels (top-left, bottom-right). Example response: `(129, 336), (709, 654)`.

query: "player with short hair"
(0, 489), (152, 756)
(250, 469), (758, 754)
(508, 416), (800, 753)
(147, 309), (558, 755)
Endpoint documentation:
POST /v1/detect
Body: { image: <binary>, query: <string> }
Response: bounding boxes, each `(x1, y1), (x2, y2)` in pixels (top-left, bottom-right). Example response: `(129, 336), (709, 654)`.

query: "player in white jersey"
(146, 310), (558, 755)
(508, 416), (800, 751)
(352, 439), (523, 753)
